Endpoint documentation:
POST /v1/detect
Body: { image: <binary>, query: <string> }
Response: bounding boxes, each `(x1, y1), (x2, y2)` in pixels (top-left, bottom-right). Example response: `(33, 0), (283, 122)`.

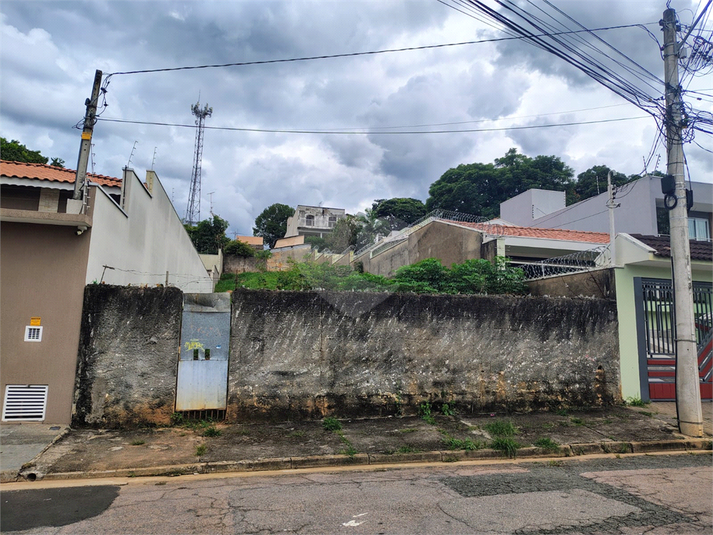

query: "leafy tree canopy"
(574, 165), (631, 201)
(324, 215), (362, 252)
(371, 198), (428, 230)
(1, 138), (65, 167)
(224, 239), (255, 257)
(185, 215), (230, 254)
(426, 148), (575, 219)
(253, 203), (294, 248)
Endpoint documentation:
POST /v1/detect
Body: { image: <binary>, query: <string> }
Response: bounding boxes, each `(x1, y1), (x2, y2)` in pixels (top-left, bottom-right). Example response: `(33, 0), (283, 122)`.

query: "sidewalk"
(2, 403), (711, 483)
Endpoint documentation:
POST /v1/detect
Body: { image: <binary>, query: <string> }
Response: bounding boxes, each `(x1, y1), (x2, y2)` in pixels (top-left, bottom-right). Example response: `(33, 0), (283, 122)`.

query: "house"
(354, 214), (610, 277)
(500, 176), (712, 241)
(284, 205), (346, 239)
(1, 160), (212, 424)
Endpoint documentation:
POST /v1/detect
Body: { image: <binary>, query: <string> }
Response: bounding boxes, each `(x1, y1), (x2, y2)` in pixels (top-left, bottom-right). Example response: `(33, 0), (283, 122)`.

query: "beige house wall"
(85, 169), (212, 292)
(358, 220), (483, 276)
(0, 222), (91, 424)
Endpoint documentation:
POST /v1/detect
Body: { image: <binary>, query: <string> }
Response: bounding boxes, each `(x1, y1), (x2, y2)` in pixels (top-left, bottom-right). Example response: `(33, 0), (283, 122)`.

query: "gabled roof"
(0, 160), (121, 188)
(630, 234), (712, 262)
(447, 220), (611, 244)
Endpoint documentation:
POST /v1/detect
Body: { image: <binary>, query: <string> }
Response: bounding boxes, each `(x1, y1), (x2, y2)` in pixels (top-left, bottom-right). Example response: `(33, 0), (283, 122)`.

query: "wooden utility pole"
(661, 8), (702, 437)
(72, 70), (103, 202)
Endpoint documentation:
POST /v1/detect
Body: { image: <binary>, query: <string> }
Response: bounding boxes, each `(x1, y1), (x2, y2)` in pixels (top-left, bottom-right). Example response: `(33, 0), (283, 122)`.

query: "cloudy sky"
(1, 0), (711, 236)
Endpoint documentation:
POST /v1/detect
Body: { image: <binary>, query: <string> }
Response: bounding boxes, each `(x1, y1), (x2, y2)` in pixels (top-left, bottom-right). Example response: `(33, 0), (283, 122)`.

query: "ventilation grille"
(2, 385), (48, 421)
(24, 326), (43, 342)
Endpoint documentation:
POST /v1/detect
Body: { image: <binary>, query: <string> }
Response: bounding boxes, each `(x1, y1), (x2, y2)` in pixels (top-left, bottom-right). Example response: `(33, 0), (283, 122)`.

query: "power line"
(105, 23), (657, 77)
(96, 115), (648, 135)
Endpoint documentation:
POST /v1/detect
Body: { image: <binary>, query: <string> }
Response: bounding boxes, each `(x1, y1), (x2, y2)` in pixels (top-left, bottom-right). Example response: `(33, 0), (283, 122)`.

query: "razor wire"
(518, 244), (611, 280)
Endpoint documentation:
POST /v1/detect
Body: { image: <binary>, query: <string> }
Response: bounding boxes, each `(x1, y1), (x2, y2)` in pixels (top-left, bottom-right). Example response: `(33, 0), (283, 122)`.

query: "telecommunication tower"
(184, 100), (213, 225)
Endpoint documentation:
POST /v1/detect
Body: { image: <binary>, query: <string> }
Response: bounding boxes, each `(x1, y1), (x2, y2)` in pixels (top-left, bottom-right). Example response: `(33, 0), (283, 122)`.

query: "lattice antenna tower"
(184, 100), (213, 225)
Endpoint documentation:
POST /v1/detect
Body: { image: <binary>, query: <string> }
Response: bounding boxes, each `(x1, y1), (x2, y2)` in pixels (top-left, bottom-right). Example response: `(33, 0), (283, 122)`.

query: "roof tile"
(630, 234), (712, 262)
(447, 220), (611, 244)
(1, 160), (121, 188)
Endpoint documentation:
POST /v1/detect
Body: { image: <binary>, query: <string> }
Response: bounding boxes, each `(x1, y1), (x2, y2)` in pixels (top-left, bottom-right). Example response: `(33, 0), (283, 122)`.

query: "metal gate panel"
(635, 278), (713, 401)
(176, 293), (231, 411)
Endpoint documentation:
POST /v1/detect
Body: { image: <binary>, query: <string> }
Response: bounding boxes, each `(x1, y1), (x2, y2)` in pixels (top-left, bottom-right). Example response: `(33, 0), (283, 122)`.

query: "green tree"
(50, 157), (65, 168)
(1, 137), (48, 164)
(574, 165), (630, 201)
(185, 215), (230, 254)
(426, 148), (576, 219)
(224, 239), (255, 257)
(324, 215), (362, 252)
(253, 203), (294, 248)
(371, 198), (428, 230)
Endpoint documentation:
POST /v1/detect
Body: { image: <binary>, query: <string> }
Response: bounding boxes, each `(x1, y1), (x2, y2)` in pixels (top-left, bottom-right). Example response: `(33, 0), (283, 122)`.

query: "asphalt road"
(1, 453), (711, 534)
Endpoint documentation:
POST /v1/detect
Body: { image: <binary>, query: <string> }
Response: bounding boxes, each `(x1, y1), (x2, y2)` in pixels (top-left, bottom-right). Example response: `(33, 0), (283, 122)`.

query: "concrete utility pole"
(661, 8), (702, 437)
(73, 70), (103, 202)
(606, 170), (618, 266)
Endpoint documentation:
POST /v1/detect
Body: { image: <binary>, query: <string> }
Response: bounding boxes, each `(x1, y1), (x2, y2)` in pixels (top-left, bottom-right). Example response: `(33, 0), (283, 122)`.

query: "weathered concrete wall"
(73, 285), (183, 427)
(527, 268), (616, 299)
(224, 255), (265, 274)
(228, 289), (620, 420)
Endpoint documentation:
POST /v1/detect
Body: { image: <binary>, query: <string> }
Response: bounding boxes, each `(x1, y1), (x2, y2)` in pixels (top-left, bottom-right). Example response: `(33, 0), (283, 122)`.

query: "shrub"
(322, 417), (342, 431)
(224, 240), (255, 257)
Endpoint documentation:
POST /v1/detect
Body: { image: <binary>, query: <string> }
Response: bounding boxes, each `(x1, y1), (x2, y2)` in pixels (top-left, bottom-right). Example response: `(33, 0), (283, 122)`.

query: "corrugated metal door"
(175, 293), (231, 411)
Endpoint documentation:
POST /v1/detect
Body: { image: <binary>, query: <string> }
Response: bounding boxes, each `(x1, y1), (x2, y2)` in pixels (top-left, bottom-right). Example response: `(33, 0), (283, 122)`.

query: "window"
(24, 326), (43, 342)
(328, 215), (337, 228)
(305, 215), (315, 226)
(689, 217), (710, 241)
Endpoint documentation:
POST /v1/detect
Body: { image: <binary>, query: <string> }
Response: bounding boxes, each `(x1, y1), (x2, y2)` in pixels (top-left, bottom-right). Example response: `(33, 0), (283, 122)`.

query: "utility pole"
(661, 8), (702, 437)
(73, 70), (103, 202)
(606, 170), (618, 266)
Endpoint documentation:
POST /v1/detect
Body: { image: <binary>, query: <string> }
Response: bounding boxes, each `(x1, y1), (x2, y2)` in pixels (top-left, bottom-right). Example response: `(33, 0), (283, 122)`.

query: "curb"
(0, 427), (71, 484)
(8, 438), (710, 483)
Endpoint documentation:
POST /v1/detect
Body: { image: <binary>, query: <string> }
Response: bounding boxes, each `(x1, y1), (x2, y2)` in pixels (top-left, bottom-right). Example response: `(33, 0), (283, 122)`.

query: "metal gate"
(635, 278), (712, 401)
(175, 293), (231, 414)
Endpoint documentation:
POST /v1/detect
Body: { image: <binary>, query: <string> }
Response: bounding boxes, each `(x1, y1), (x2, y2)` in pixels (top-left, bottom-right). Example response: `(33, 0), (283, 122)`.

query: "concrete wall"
(228, 289), (620, 420)
(358, 220), (483, 277)
(224, 255), (265, 274)
(527, 268), (616, 300)
(500, 189), (566, 226)
(73, 285), (183, 427)
(85, 169), (212, 292)
(1, 222), (91, 424)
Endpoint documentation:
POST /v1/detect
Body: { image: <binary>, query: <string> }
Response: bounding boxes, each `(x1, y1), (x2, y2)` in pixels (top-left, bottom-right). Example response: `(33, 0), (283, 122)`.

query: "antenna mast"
(184, 99), (212, 225)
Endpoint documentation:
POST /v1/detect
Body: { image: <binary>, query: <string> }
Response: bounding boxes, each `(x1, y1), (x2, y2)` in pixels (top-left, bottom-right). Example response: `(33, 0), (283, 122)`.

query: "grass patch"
(195, 444), (207, 456)
(556, 409), (569, 416)
(215, 273), (238, 292)
(130, 440), (145, 446)
(397, 445), (420, 454)
(323, 417), (342, 432)
(444, 437), (483, 451)
(336, 431), (357, 457)
(570, 417), (585, 426)
(491, 437), (521, 458)
(484, 420), (517, 437)
(418, 402), (436, 425)
(289, 430), (306, 438)
(625, 396), (650, 407)
(440, 403), (456, 416)
(533, 437), (560, 452)
(203, 426), (221, 437)
(639, 411), (653, 418)
(399, 428), (418, 434)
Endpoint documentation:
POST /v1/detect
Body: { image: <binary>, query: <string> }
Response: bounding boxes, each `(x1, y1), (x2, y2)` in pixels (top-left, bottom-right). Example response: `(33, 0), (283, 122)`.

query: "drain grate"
(2, 385), (48, 421)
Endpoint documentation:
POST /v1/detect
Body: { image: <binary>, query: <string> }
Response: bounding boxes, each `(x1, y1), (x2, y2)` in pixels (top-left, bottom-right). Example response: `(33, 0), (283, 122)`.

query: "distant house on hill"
(0, 160), (212, 425)
(284, 205), (346, 239)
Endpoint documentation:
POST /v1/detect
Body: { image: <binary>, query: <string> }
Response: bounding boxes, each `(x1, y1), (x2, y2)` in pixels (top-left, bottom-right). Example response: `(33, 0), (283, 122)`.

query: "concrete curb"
(0, 427), (71, 483)
(7, 438), (709, 483)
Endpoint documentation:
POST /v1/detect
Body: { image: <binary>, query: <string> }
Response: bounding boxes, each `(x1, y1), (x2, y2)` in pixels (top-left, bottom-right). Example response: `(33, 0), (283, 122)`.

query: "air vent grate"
(24, 326), (43, 342)
(2, 385), (48, 421)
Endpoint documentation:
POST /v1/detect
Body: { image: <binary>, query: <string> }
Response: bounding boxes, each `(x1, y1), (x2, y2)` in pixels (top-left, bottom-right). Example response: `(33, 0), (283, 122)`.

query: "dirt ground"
(39, 405), (688, 475)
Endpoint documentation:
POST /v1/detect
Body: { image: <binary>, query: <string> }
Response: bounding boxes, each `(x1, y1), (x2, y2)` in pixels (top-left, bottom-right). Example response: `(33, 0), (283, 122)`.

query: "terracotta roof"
(631, 234), (712, 262)
(0, 160), (121, 188)
(446, 220), (611, 244)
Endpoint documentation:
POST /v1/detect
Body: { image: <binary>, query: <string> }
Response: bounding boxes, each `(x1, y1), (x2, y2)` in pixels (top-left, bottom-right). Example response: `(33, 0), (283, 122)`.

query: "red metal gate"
(636, 278), (712, 401)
